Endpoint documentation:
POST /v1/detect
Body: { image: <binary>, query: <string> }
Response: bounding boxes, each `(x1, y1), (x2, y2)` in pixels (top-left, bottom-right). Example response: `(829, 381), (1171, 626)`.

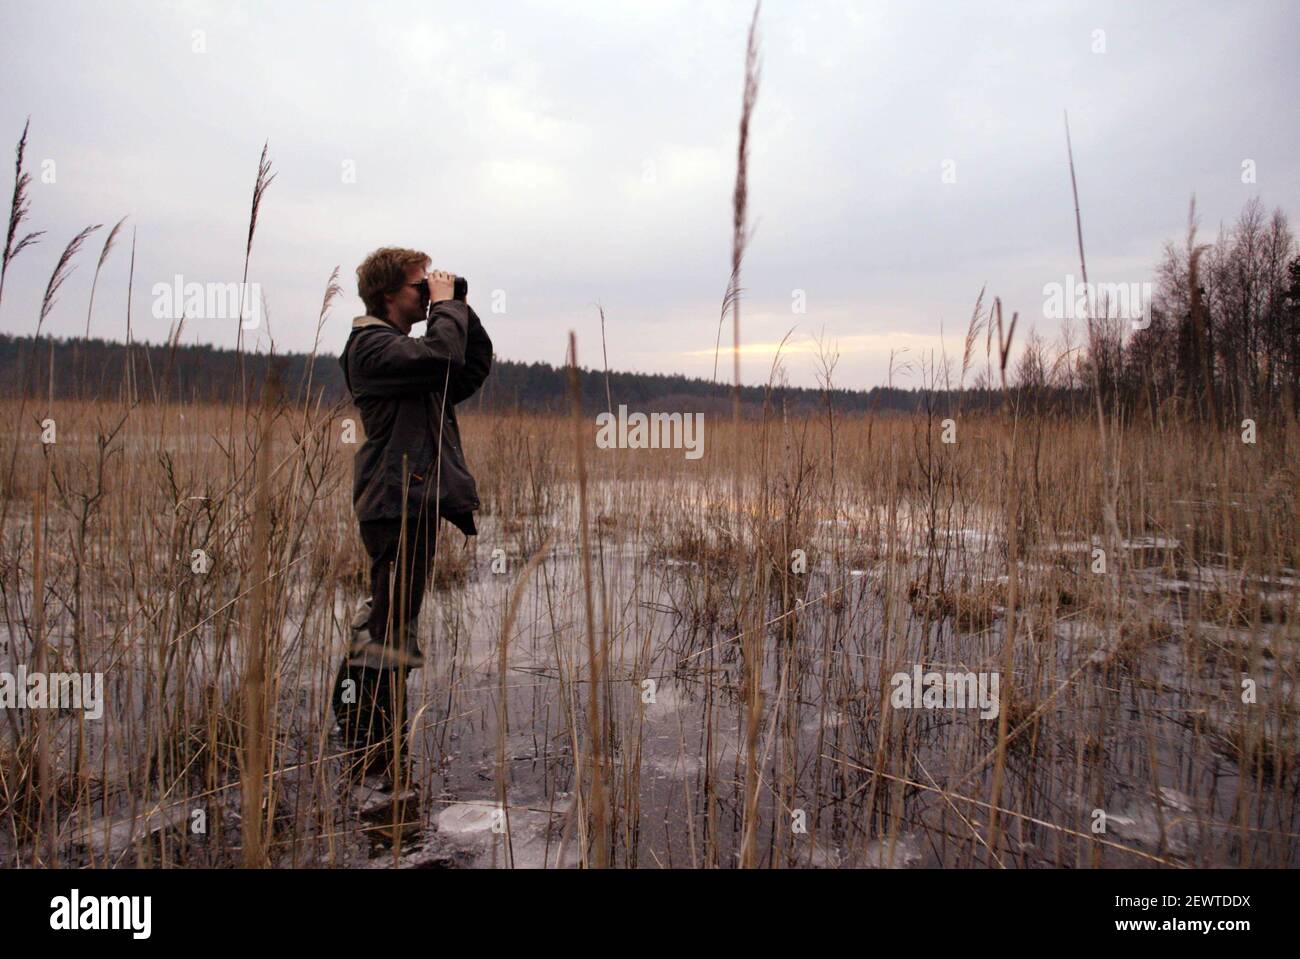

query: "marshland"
(1, 4), (1298, 870)
(1, 382), (1296, 868)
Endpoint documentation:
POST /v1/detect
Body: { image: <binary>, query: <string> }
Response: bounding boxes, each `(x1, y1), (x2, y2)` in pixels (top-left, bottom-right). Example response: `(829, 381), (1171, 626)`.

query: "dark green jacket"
(339, 299), (492, 534)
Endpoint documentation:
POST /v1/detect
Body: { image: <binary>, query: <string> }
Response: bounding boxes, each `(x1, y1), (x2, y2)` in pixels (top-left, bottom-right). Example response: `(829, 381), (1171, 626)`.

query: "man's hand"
(427, 270), (456, 303)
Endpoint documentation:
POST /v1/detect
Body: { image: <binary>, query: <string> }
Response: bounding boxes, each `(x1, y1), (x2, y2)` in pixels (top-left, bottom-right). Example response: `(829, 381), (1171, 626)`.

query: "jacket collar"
(352, 314), (397, 331)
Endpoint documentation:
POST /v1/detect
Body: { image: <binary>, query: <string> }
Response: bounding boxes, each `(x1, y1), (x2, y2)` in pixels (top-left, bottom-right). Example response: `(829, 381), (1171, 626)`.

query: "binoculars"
(416, 275), (468, 302)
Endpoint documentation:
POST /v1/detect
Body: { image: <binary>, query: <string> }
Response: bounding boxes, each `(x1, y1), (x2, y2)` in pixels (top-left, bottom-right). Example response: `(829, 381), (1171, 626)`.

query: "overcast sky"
(1, 0), (1296, 389)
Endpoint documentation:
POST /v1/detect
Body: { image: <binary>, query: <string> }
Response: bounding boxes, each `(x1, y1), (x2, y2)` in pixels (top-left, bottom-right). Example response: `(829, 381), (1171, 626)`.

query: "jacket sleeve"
(422, 299), (470, 368)
(448, 304), (493, 405)
(348, 305), (468, 397)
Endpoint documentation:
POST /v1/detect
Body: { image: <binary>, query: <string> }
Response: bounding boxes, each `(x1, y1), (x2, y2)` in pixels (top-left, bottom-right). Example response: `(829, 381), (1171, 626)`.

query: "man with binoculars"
(332, 247), (493, 786)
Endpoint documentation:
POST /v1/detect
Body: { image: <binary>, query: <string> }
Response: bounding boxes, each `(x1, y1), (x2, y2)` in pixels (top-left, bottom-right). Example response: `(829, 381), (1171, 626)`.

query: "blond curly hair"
(356, 247), (431, 318)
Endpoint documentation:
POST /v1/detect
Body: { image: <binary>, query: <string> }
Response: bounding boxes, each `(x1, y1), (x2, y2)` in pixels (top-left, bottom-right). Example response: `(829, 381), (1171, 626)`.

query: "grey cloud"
(1, 0), (1295, 387)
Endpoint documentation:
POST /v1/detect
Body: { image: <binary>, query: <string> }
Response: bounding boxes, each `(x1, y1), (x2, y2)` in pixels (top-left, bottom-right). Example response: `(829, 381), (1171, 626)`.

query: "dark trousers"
(331, 513), (436, 779)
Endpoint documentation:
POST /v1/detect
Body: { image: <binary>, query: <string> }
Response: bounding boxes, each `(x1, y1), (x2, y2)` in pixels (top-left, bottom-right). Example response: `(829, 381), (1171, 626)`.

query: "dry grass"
(0, 394), (1296, 868)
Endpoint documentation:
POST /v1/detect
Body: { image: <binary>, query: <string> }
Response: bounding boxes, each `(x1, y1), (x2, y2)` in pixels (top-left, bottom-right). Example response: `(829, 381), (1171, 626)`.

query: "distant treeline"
(0, 332), (1032, 416)
(6, 192), (1295, 424)
(1104, 198), (1300, 424)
